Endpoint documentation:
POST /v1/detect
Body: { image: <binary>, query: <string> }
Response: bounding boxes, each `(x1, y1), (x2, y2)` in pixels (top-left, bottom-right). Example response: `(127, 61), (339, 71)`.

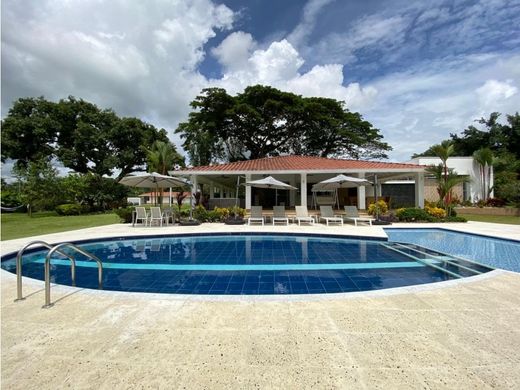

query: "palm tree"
(473, 148), (494, 201)
(431, 140), (455, 180)
(426, 164), (468, 214)
(146, 141), (183, 204)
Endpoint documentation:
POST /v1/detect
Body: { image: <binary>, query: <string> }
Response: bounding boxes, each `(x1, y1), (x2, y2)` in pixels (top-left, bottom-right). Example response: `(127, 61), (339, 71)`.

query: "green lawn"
(462, 213), (520, 225)
(1, 212), (120, 241)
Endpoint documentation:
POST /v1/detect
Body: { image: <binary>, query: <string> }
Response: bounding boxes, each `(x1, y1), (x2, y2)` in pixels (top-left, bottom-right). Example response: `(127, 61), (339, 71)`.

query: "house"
(172, 155), (426, 210)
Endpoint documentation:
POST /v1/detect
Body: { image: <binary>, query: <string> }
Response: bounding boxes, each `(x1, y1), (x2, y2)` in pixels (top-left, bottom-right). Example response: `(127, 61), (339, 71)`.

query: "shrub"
(192, 205), (208, 222)
(213, 207), (230, 222)
(367, 200), (388, 216)
(425, 205), (446, 219)
(396, 208), (434, 222)
(55, 203), (83, 216)
(229, 205), (246, 218)
(485, 198), (506, 207)
(114, 207), (135, 223)
(444, 216), (467, 222)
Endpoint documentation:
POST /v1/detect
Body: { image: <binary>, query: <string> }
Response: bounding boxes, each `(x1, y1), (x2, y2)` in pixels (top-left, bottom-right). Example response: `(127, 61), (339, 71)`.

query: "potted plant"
(224, 205), (246, 225)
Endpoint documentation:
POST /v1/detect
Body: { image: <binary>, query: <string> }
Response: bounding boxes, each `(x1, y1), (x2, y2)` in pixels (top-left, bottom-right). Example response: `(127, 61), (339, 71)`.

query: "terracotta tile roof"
(177, 155), (423, 173)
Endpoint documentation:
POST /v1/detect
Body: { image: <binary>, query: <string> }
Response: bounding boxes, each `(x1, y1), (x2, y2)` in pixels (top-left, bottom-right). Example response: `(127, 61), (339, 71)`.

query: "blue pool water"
(2, 233), (489, 295)
(385, 228), (520, 272)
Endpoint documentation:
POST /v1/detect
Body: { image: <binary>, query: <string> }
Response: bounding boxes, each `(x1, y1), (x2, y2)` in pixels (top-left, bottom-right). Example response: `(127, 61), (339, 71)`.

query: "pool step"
(383, 242), (493, 278)
(381, 243), (463, 278)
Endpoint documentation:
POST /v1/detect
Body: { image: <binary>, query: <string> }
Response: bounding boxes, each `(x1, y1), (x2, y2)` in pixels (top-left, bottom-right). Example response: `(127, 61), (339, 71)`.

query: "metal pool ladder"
(15, 240), (103, 308)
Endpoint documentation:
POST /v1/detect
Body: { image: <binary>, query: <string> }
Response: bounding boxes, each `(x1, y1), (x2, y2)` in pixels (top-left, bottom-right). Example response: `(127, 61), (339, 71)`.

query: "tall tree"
(176, 85), (391, 164)
(1, 96), (172, 178)
(473, 148), (494, 200)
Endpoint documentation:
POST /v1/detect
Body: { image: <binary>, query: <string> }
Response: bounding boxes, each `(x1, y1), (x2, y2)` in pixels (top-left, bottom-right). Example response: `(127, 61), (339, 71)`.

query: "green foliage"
(1, 96), (171, 179)
(114, 207), (135, 223)
(229, 205), (246, 218)
(192, 205), (209, 221)
(55, 203), (83, 216)
(176, 85), (391, 164)
(146, 140), (184, 174)
(443, 216), (467, 223)
(367, 200), (388, 216)
(13, 158), (64, 214)
(396, 208), (434, 222)
(424, 205), (446, 218)
(62, 174), (129, 211)
(0, 180), (24, 208)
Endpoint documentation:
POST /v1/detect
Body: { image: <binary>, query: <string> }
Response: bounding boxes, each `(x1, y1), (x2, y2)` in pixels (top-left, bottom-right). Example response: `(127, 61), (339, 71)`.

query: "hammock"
(1, 205), (26, 212)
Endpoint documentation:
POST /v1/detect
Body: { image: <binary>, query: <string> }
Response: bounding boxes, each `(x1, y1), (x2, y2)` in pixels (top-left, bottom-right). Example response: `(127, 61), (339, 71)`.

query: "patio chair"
(272, 206), (289, 225)
(319, 206), (343, 226)
(162, 207), (176, 225)
(343, 206), (373, 226)
(134, 207), (148, 226)
(295, 206), (314, 225)
(248, 206), (265, 225)
(149, 206), (165, 227)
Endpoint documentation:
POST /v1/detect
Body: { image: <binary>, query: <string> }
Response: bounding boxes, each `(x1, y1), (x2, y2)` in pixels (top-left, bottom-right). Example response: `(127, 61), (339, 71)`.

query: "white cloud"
(476, 79), (518, 107)
(211, 38), (377, 111)
(286, 0), (335, 47)
(211, 31), (255, 71)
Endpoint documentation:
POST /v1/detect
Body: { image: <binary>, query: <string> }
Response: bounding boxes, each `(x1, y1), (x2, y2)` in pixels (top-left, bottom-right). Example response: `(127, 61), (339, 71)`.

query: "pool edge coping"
(1, 267), (508, 303)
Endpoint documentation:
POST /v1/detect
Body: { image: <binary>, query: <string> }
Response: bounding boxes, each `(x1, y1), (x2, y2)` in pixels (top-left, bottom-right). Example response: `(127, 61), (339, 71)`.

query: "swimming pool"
(385, 228), (520, 272)
(2, 233), (492, 295)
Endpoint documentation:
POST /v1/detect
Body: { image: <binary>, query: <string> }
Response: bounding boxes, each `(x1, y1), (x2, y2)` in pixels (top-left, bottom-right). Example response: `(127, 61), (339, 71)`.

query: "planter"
(372, 220), (392, 225)
(179, 219), (201, 226)
(224, 218), (246, 225)
(454, 207), (520, 217)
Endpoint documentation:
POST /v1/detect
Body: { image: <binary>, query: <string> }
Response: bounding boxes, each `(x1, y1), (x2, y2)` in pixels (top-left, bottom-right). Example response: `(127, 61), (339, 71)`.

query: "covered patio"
(173, 155), (426, 210)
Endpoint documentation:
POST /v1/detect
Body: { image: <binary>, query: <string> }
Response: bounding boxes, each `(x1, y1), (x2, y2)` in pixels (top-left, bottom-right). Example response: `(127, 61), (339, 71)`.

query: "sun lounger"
(133, 207), (148, 226)
(319, 206), (343, 226)
(272, 206), (289, 225)
(149, 207), (166, 227)
(295, 206), (314, 225)
(343, 206), (373, 226)
(248, 206), (265, 225)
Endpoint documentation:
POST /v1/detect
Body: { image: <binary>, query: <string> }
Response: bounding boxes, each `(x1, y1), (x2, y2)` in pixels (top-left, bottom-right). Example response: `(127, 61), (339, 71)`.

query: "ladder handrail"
(43, 243), (103, 308)
(15, 241), (76, 302)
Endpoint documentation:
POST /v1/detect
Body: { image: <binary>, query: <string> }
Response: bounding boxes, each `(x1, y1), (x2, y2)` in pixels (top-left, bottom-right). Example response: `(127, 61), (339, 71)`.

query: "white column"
(245, 174), (252, 209)
(300, 173), (307, 207)
(209, 183), (214, 199)
(358, 173), (366, 210)
(489, 165), (494, 198)
(415, 172), (425, 208)
(289, 176), (296, 207)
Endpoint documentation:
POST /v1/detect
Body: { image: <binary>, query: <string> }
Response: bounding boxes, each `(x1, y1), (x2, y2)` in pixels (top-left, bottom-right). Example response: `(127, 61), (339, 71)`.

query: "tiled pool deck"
(2, 221), (520, 388)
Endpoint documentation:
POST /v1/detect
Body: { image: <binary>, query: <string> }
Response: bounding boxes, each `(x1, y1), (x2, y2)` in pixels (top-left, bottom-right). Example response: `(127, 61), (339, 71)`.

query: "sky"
(2, 0), (520, 174)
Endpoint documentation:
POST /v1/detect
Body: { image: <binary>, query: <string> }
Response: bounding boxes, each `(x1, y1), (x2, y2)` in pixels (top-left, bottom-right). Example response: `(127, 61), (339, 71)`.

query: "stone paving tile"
(469, 363), (520, 389)
(357, 367), (425, 389)
(414, 366), (492, 389)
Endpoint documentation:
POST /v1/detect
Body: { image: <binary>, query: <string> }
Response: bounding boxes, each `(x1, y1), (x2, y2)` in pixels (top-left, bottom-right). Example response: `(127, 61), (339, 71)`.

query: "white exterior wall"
(410, 157), (493, 201)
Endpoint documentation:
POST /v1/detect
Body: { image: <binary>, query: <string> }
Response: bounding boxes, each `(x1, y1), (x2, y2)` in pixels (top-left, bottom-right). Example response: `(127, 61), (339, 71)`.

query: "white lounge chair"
(272, 206), (289, 225)
(343, 206), (373, 226)
(133, 207), (148, 226)
(149, 206), (165, 227)
(248, 206), (265, 225)
(319, 206), (343, 226)
(295, 206), (314, 225)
